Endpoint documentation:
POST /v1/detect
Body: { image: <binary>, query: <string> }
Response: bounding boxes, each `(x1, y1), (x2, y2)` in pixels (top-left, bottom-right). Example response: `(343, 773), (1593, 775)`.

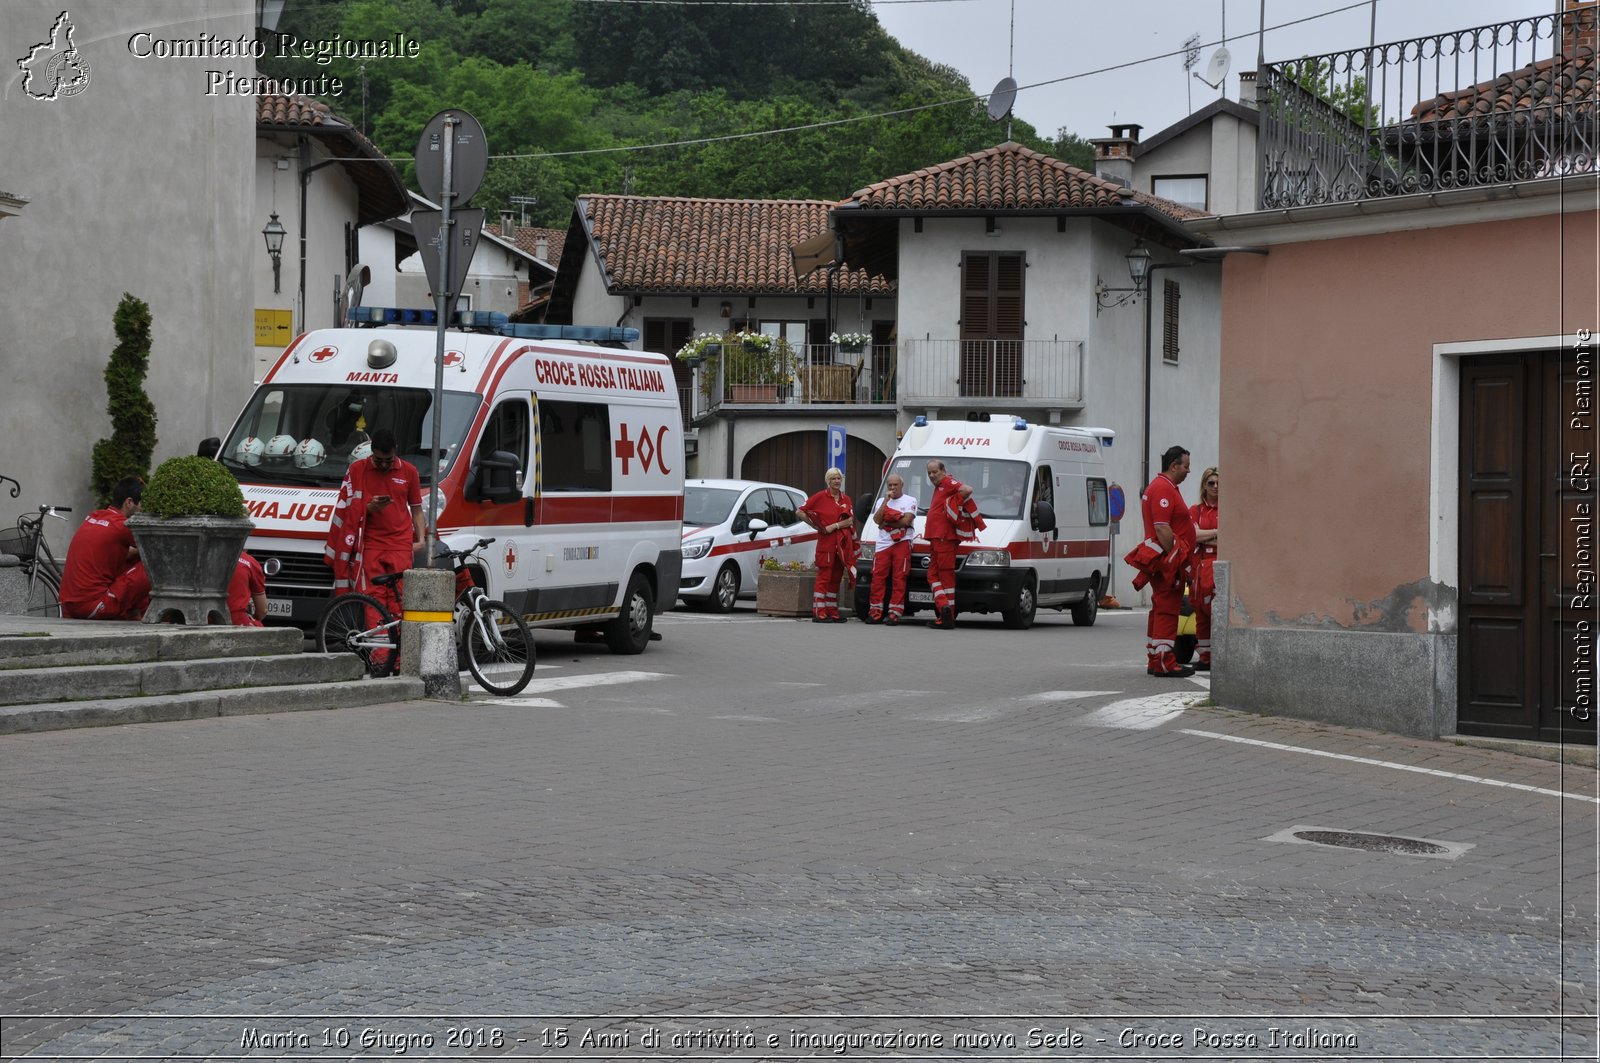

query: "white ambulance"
(853, 414), (1114, 629)
(217, 307), (684, 654)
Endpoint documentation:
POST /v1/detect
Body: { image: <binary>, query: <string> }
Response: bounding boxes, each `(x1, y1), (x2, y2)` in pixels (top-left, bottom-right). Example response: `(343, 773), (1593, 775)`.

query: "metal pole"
(428, 115), (457, 566)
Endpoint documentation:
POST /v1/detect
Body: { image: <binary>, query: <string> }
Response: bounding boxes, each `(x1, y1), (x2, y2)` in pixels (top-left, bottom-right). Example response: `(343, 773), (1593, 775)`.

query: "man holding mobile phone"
(324, 426), (424, 616)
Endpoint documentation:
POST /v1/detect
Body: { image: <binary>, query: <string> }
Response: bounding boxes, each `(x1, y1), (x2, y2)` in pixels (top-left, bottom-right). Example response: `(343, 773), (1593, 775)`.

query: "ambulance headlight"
(857, 542), (875, 562)
(965, 549), (1010, 568)
(681, 537), (712, 560)
(367, 338), (398, 369)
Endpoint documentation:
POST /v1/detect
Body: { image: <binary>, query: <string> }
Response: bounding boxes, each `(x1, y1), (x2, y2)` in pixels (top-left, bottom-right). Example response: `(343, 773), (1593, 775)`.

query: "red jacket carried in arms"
(925, 476), (985, 542)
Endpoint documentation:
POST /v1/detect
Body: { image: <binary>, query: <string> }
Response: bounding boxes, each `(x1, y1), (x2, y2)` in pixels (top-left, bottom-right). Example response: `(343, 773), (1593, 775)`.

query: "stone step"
(0, 676), (426, 734)
(0, 623), (304, 670)
(0, 651), (363, 707)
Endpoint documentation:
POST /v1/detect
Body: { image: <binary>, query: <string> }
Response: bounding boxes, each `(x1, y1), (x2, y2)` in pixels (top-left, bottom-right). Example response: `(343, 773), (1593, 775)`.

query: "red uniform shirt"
(59, 507), (135, 610)
(924, 476), (973, 542)
(1190, 500), (1218, 557)
(228, 551), (266, 625)
(345, 456), (422, 550)
(801, 489), (853, 547)
(1141, 473), (1195, 553)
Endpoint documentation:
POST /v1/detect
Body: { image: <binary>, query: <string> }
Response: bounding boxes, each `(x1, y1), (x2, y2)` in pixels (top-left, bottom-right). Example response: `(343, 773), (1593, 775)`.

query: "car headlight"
(964, 549), (1010, 568)
(681, 537), (713, 560)
(857, 542), (875, 562)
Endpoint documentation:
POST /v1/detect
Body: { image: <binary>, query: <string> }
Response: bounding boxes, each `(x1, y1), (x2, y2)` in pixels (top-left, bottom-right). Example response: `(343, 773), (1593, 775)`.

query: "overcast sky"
(873, 0), (1565, 142)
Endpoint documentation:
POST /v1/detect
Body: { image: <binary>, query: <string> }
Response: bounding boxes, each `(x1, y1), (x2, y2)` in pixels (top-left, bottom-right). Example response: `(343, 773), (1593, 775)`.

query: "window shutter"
(1162, 279), (1180, 363)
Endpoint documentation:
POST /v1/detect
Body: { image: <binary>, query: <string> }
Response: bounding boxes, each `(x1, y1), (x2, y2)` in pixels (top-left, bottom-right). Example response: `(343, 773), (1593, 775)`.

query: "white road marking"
(1082, 691), (1204, 729)
(1182, 729), (1600, 805)
(484, 697), (565, 708)
(1025, 690), (1122, 702)
(511, 670), (668, 693)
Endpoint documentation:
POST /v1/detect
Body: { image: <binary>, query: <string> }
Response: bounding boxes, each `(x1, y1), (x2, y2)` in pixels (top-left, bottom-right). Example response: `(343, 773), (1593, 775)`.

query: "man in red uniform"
(799, 467), (854, 622)
(228, 550), (269, 627)
(324, 427), (424, 616)
(1141, 445), (1196, 677)
(866, 474), (918, 625)
(59, 476), (151, 621)
(923, 460), (982, 630)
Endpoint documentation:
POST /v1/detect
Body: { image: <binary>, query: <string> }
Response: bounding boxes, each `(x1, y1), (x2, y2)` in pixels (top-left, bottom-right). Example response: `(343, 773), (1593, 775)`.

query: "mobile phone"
(373, 494), (391, 504)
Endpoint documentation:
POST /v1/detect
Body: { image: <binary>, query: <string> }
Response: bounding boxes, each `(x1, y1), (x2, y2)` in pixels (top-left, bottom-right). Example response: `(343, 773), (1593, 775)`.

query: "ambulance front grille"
(254, 549), (334, 597)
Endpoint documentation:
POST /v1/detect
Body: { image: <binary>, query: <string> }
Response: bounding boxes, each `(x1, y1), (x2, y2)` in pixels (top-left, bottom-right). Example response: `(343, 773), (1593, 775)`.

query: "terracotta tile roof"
(256, 86), (408, 225)
(580, 195), (893, 295)
(1410, 47), (1597, 123)
(512, 226), (566, 264)
(843, 141), (1211, 221)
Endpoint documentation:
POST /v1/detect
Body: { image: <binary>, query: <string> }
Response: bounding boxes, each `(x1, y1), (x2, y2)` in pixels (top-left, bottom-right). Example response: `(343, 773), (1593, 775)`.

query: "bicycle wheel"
(315, 592), (399, 678)
(464, 599), (535, 697)
(24, 565), (61, 618)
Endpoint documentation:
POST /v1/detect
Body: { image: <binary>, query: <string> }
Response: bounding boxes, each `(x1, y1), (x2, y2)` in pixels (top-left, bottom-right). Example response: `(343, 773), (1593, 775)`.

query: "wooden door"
(1458, 352), (1596, 743)
(959, 252), (1024, 398)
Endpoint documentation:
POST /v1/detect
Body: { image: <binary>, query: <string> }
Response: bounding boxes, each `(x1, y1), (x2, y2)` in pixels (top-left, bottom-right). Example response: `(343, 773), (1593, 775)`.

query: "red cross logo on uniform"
(614, 425), (634, 474)
(308, 345), (338, 363)
(440, 350), (464, 368)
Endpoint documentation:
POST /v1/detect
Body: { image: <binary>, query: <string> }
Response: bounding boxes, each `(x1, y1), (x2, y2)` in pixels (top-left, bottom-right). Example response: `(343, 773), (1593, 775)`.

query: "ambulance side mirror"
(1032, 500), (1057, 536)
(468, 450), (523, 503)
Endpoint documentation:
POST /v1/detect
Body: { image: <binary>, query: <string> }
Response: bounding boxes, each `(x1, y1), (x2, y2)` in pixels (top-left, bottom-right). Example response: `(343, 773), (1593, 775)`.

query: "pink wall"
(1220, 209), (1599, 631)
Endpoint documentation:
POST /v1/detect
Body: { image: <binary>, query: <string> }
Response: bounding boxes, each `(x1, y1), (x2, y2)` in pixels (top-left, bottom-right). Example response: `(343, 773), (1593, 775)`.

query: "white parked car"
(679, 478), (814, 611)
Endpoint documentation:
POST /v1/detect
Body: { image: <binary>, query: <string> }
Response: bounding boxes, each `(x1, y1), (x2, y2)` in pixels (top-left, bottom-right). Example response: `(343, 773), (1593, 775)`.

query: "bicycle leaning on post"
(313, 536), (535, 697)
(0, 504), (73, 617)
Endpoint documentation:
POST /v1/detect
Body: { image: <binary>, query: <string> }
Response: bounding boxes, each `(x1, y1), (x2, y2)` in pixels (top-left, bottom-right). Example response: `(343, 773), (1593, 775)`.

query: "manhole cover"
(1292, 829), (1450, 856)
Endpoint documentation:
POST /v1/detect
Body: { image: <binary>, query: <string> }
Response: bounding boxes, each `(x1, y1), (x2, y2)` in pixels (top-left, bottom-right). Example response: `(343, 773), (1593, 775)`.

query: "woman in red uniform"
(1189, 466), (1219, 672)
(799, 467), (855, 623)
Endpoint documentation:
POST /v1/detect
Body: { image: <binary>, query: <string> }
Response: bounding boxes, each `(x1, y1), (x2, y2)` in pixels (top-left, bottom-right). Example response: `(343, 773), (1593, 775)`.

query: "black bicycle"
(313, 537), (536, 697)
(1, 505), (72, 617)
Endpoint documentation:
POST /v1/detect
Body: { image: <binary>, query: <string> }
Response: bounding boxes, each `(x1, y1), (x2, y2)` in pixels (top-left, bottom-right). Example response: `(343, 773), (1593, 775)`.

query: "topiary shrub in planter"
(127, 456), (254, 625)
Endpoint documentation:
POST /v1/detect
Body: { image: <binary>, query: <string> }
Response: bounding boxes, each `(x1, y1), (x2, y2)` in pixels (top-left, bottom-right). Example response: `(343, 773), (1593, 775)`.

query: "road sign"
(1108, 483), (1126, 523)
(827, 424), (847, 472)
(412, 208), (484, 301)
(414, 110), (488, 204)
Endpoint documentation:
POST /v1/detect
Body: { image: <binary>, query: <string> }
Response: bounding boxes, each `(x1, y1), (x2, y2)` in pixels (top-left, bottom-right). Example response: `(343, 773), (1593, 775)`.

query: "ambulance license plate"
(909, 591), (934, 604)
(265, 598), (294, 617)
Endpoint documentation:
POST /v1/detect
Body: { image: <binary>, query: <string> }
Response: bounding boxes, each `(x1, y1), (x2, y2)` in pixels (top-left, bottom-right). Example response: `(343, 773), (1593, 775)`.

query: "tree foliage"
(260, 0), (1085, 226)
(91, 293), (157, 505)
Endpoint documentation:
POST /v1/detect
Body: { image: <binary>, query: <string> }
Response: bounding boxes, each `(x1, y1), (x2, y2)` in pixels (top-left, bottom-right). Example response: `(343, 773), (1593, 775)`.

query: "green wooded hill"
(263, 0), (1094, 227)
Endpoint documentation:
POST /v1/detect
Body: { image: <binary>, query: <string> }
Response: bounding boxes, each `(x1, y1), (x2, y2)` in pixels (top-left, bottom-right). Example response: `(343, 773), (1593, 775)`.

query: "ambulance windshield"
(218, 385), (481, 487)
(885, 457), (1031, 520)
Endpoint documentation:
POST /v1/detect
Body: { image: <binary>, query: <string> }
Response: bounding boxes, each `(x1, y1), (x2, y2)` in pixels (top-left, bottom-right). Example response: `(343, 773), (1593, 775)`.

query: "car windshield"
(218, 385), (481, 488)
(880, 456), (1032, 520)
(684, 487), (743, 527)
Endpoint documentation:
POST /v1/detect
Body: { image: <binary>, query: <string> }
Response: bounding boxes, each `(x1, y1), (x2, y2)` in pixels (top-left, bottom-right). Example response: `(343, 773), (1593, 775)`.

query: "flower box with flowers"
(831, 331), (871, 354)
(683, 331), (795, 401)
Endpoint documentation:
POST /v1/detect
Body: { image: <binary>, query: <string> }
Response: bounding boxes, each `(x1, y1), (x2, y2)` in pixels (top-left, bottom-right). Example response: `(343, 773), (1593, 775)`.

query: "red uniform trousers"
(358, 542), (414, 618)
(1146, 576), (1184, 664)
(869, 539), (912, 620)
(811, 535), (850, 620)
(62, 562), (151, 622)
(927, 540), (957, 613)
(1193, 549), (1216, 663)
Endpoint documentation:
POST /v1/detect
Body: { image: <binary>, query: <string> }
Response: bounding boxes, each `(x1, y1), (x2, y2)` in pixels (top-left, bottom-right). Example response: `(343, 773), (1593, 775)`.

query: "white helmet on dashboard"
(265, 434), (298, 461)
(235, 436), (265, 467)
(293, 437), (327, 468)
(348, 440), (372, 463)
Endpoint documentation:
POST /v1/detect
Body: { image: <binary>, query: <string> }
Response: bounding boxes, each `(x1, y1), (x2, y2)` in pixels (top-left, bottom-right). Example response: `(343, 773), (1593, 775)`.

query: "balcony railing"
(897, 339), (1084, 408)
(690, 343), (897, 417)
(1259, 8), (1597, 208)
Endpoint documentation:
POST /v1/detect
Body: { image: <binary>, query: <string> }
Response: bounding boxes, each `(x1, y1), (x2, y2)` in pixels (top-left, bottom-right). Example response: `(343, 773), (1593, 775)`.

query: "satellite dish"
(986, 76), (1018, 122)
(344, 263), (371, 314)
(1195, 46), (1232, 89)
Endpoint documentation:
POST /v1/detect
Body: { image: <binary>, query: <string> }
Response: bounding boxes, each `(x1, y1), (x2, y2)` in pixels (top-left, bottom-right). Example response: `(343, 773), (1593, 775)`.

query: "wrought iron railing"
(897, 339), (1084, 407)
(1259, 8), (1598, 208)
(690, 343), (898, 416)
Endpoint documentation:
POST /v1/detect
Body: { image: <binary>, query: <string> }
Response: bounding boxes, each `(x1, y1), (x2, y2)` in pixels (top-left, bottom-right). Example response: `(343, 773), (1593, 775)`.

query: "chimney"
(1089, 123), (1141, 187)
(536, 235), (550, 261)
(500, 210), (514, 238)
(1564, 0), (1598, 56)
(1237, 69), (1258, 109)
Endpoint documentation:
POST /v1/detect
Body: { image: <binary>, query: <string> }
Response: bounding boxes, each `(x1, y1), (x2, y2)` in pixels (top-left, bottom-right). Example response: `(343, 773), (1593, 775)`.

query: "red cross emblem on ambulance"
(439, 350), (465, 368)
(308, 345), (338, 363)
(502, 541), (518, 576)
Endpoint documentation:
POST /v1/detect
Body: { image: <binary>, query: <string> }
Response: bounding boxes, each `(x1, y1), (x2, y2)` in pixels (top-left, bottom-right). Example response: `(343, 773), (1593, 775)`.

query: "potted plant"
(700, 331), (795, 403)
(674, 332), (723, 368)
(127, 455), (254, 624)
(831, 331), (871, 354)
(755, 557), (815, 617)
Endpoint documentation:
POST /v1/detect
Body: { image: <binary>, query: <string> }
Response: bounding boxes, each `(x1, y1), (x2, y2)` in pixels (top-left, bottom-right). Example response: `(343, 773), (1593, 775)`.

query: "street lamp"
(262, 211), (286, 294)
(1094, 238), (1153, 314)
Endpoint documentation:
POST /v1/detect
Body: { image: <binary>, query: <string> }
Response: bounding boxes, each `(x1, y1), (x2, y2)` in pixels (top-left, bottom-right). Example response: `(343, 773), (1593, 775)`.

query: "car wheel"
(1001, 574), (1037, 630)
(709, 563), (739, 613)
(604, 570), (655, 654)
(1071, 576), (1100, 626)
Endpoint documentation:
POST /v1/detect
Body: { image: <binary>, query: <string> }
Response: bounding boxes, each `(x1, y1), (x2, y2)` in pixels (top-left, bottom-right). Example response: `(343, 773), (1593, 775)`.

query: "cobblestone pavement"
(1, 609), (1595, 1061)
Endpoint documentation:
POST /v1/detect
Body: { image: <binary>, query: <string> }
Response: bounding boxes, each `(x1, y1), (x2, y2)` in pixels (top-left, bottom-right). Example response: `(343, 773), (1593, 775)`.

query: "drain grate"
(1292, 829), (1450, 856)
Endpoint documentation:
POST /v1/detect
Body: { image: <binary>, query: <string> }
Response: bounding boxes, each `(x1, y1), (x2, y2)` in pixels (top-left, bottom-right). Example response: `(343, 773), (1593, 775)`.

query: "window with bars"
(1162, 279), (1180, 364)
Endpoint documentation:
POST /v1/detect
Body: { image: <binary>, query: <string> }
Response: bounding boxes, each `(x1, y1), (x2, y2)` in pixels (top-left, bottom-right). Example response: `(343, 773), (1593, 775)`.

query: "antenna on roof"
(1181, 33), (1202, 112)
(1194, 0), (1231, 93)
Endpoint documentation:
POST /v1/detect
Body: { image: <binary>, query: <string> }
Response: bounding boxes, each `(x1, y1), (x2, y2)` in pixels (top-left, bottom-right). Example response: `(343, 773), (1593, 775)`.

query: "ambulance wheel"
(1001, 574), (1037, 630)
(605, 571), (655, 654)
(707, 563), (740, 613)
(1071, 581), (1100, 627)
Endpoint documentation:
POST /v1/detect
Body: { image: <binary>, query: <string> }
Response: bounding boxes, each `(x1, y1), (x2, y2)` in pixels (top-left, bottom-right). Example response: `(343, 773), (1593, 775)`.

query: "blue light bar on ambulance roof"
(346, 306), (638, 343)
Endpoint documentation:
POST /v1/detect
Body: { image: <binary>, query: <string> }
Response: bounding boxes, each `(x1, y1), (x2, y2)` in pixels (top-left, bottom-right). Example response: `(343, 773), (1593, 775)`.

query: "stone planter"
(755, 567), (856, 618)
(729, 383), (780, 403)
(127, 514), (255, 624)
